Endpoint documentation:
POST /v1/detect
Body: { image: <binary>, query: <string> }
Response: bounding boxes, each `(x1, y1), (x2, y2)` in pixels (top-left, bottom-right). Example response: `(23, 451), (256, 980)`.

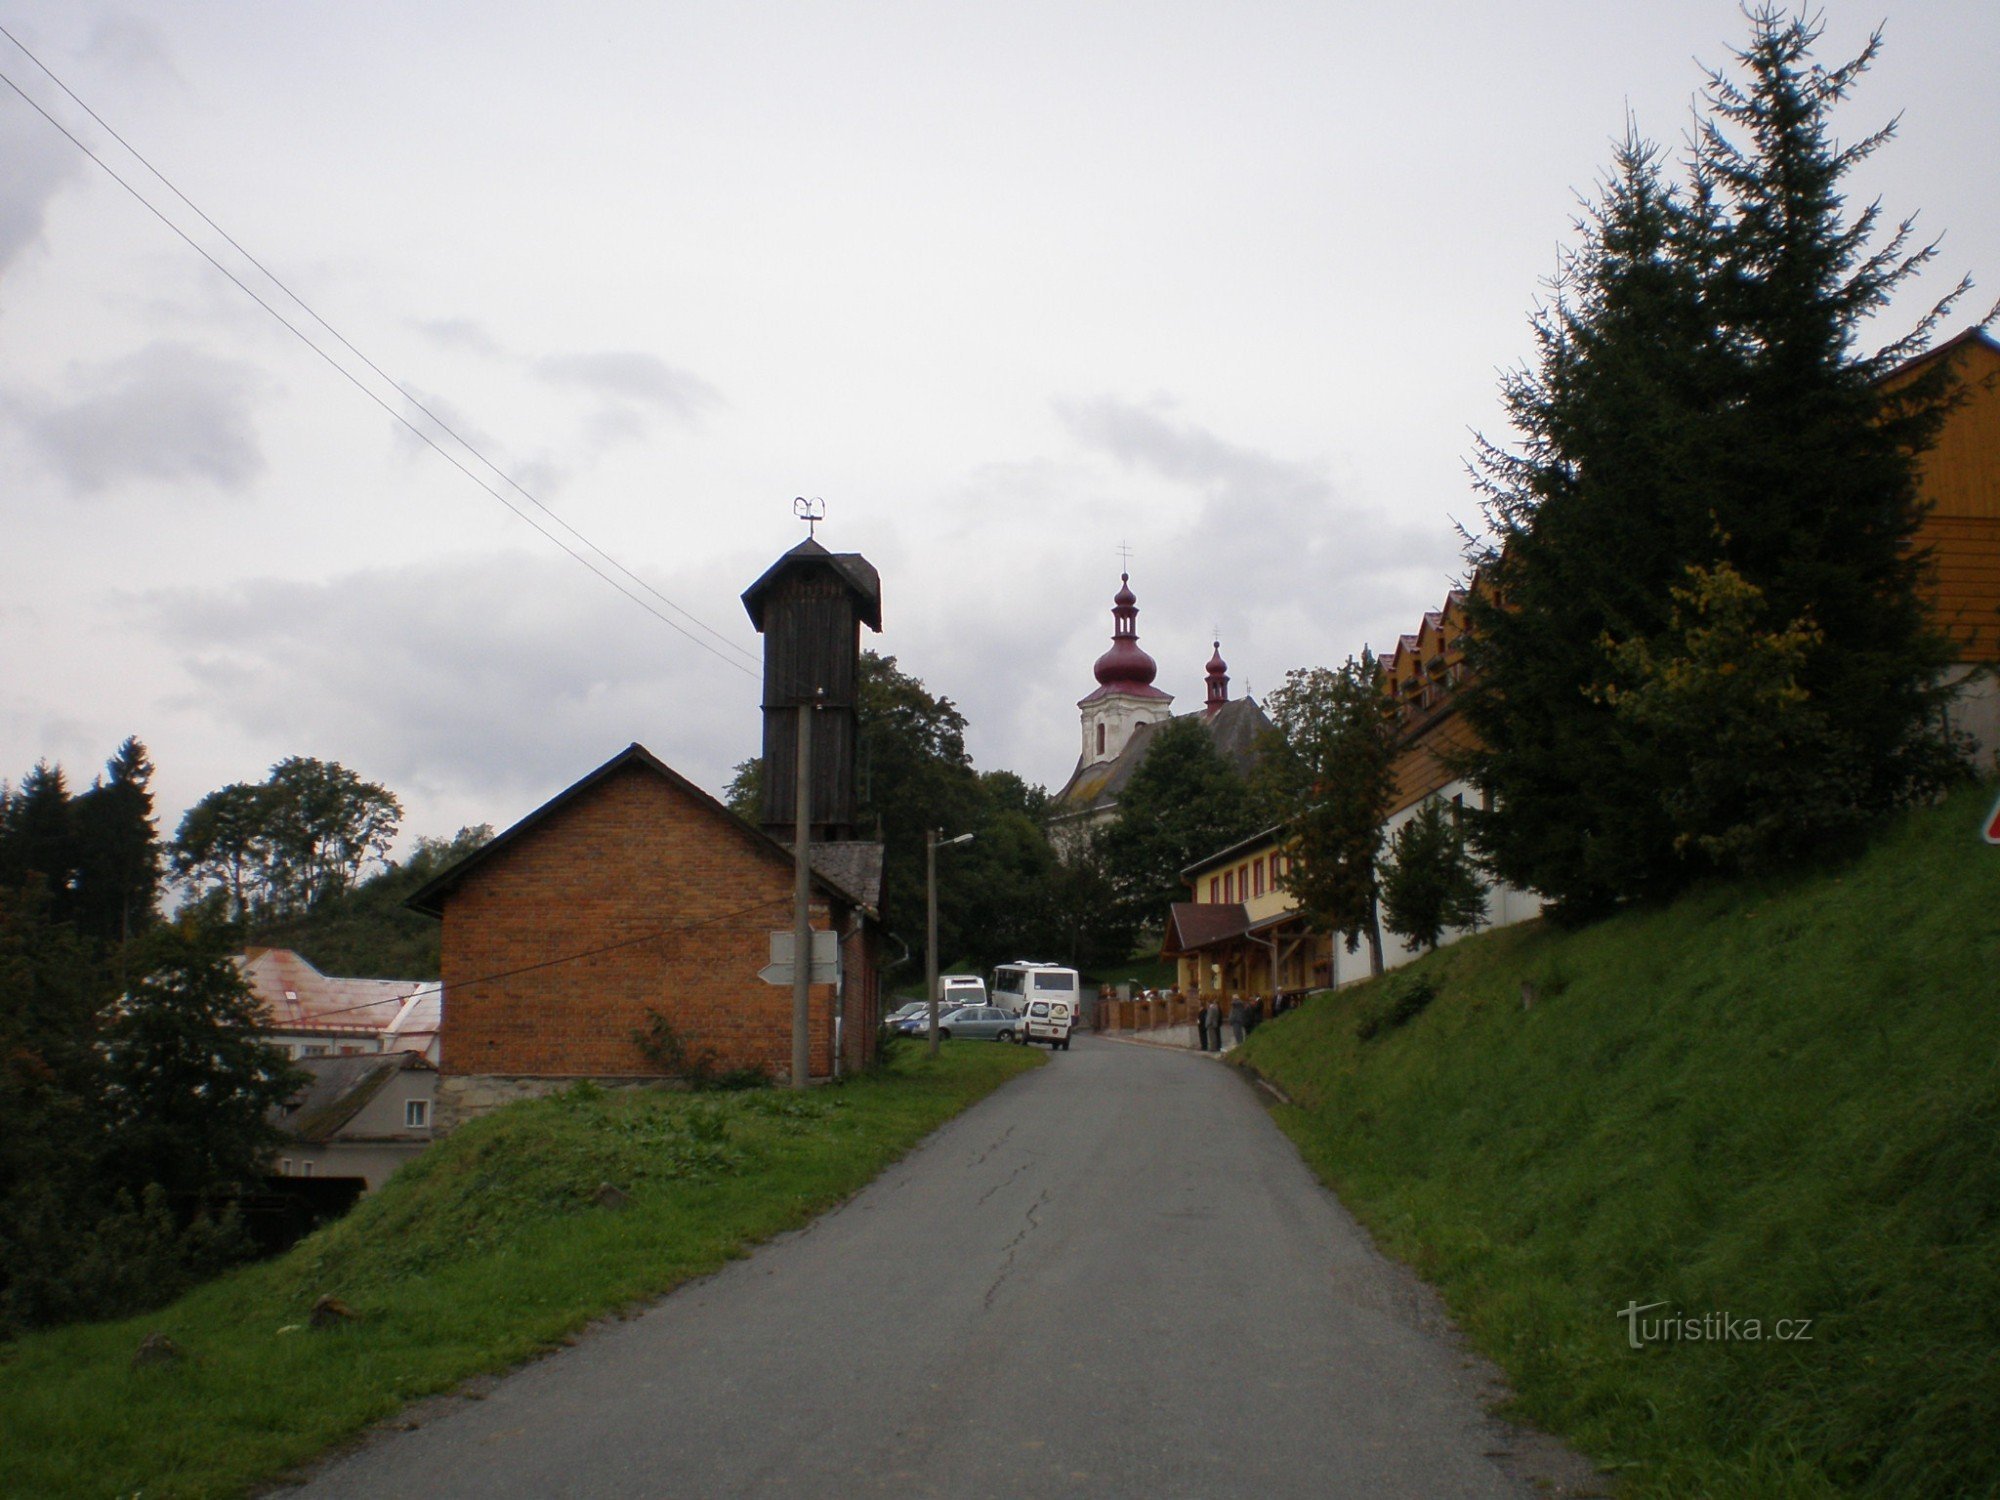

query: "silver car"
(934, 1005), (1020, 1043)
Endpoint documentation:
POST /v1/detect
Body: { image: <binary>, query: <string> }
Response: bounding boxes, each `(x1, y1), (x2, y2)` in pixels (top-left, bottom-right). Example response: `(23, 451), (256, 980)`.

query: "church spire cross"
(793, 495), (826, 539)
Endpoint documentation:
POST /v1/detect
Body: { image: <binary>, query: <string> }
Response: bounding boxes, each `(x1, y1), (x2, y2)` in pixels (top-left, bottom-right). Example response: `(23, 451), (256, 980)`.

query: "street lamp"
(926, 829), (975, 1057)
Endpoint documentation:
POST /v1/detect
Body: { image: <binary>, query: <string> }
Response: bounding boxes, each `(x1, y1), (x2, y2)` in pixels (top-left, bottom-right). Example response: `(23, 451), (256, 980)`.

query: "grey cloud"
(413, 318), (507, 358)
(82, 15), (181, 85)
(0, 101), (86, 273)
(533, 351), (721, 424)
(136, 552), (762, 817)
(15, 341), (265, 495)
(1053, 394), (1324, 505)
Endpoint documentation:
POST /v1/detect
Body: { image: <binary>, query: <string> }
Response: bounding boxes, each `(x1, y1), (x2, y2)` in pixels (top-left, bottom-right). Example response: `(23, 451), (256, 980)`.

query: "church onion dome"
(1093, 572), (1159, 688)
(1093, 638), (1159, 686)
(1206, 642), (1228, 678)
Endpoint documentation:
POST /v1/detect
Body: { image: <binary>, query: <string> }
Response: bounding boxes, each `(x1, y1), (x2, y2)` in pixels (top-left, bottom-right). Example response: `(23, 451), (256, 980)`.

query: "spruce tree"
(1461, 8), (1972, 918)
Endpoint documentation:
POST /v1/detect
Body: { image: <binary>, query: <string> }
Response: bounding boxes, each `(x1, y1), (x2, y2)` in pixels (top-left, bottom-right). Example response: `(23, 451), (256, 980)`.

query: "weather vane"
(793, 495), (826, 538)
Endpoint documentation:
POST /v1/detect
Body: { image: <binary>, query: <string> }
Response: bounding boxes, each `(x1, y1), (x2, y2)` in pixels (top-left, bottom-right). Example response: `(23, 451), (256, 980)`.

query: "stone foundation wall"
(433, 1073), (667, 1136)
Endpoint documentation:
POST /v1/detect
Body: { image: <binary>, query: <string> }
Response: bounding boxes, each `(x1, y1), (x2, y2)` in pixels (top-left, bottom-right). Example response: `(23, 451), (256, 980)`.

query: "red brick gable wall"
(437, 762), (839, 1081)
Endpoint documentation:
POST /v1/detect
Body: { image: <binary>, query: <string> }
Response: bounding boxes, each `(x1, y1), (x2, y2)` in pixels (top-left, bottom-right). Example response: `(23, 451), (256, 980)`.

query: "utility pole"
(925, 828), (939, 1058)
(925, 828), (973, 1058)
(791, 691), (819, 1091)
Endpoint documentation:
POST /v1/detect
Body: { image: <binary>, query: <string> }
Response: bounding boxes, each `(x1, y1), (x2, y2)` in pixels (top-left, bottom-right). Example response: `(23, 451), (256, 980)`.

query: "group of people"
(1194, 993), (1266, 1052)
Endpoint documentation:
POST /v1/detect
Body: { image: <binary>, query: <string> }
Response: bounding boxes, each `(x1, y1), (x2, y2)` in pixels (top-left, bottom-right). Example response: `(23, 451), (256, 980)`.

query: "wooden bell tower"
(740, 537), (882, 842)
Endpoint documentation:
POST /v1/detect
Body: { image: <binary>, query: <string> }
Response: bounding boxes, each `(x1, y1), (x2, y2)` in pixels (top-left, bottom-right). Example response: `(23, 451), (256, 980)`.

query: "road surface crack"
(983, 1188), (1051, 1310)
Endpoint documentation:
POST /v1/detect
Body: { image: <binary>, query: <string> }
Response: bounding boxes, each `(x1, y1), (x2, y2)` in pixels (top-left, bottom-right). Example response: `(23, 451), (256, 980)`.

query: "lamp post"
(926, 828), (975, 1057)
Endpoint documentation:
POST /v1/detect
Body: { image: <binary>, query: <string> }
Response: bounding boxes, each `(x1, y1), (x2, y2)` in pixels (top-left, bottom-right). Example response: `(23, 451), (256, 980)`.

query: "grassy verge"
(0, 1040), (1040, 1499)
(1236, 780), (2000, 1498)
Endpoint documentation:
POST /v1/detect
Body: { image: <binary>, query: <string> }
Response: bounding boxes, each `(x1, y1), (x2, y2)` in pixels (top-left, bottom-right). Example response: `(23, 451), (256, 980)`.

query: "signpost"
(759, 930), (841, 986)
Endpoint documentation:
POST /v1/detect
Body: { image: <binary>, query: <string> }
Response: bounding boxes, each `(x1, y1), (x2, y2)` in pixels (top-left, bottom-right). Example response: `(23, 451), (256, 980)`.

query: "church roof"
(1050, 697), (1273, 818)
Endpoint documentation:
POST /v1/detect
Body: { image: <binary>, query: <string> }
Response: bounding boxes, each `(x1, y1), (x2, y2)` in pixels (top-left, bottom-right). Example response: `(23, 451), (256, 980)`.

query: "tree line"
(0, 741), (462, 1335)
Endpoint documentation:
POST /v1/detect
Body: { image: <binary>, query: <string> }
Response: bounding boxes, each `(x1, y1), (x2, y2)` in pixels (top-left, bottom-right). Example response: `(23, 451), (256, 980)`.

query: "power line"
(0, 36), (763, 679)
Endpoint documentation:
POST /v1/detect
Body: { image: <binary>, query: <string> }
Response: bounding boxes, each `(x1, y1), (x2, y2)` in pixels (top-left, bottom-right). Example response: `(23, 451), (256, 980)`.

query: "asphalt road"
(292, 1036), (1595, 1499)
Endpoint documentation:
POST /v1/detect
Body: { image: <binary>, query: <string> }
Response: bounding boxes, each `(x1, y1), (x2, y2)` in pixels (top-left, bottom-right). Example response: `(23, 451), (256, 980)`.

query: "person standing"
(1196, 999), (1210, 1051)
(1201, 996), (1221, 1053)
(1228, 996), (1246, 1048)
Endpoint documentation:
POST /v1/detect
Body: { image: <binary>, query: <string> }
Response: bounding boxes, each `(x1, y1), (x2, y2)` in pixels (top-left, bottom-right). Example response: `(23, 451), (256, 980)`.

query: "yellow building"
(1161, 827), (1329, 1000)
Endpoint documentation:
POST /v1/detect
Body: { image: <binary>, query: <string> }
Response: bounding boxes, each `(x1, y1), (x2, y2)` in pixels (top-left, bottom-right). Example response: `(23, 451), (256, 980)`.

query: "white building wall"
(1079, 692), (1172, 767)
(1328, 778), (1543, 988)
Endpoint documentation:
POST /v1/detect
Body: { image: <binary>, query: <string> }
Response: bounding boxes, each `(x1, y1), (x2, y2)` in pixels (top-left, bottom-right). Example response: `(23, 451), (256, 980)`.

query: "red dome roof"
(1093, 572), (1158, 688)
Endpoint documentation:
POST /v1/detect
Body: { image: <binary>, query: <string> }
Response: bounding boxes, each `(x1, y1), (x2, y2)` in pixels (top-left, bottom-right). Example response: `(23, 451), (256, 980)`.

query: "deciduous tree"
(1257, 657), (1399, 975)
(1097, 716), (1259, 930)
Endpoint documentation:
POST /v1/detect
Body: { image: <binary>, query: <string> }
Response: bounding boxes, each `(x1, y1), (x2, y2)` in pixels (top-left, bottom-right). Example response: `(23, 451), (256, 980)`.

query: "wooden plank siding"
(1899, 330), (2000, 662)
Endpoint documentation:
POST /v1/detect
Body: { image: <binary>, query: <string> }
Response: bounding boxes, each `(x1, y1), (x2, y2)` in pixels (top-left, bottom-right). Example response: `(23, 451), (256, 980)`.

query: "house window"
(1097, 723), (1106, 755)
(302, 1044), (328, 1058)
(1223, 871), (1234, 902)
(405, 1099), (430, 1129)
(279, 1158), (293, 1176)
(1239, 864), (1250, 898)
(1209, 877), (1219, 903)
(1253, 858), (1265, 898)
(301, 1161), (314, 1177)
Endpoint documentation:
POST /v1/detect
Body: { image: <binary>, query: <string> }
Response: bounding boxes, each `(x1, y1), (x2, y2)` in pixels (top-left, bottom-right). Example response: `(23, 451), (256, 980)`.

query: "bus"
(992, 962), (1082, 1047)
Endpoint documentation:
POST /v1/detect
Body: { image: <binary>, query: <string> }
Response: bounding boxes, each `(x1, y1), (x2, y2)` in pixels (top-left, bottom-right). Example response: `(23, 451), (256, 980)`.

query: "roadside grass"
(1237, 780), (2000, 1498)
(0, 1041), (1040, 1500)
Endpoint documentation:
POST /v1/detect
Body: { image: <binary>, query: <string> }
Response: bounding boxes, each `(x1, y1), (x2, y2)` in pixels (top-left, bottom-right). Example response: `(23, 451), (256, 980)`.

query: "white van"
(992, 963), (1081, 1049)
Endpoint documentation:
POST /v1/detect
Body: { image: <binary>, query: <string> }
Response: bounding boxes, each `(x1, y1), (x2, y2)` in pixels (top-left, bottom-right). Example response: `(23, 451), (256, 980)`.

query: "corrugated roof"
(239, 948), (432, 1046)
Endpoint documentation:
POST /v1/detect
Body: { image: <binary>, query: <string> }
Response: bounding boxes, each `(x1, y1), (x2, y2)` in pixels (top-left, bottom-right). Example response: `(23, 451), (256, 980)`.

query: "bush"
(1355, 974), (1439, 1042)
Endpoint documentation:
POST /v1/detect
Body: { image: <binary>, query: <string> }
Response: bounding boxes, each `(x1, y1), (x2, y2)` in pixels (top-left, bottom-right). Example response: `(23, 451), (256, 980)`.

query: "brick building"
(410, 537), (886, 1126)
(408, 745), (881, 1124)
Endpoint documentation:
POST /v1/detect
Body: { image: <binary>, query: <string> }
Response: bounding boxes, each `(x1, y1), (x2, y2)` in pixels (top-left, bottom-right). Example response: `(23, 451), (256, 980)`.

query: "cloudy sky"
(2, 0), (1995, 857)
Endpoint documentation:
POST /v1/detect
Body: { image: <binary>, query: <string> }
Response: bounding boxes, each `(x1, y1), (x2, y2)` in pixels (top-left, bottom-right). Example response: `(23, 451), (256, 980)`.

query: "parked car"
(1021, 998), (1074, 1050)
(884, 1002), (929, 1028)
(933, 1005), (1020, 1043)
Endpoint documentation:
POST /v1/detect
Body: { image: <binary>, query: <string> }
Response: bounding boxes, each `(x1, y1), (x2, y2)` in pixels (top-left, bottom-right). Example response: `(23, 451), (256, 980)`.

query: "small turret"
(1204, 641), (1229, 718)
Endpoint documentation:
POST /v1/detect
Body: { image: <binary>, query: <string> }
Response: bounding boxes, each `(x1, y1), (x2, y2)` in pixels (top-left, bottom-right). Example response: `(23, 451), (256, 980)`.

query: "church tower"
(1078, 573), (1173, 767)
(1204, 641), (1230, 718)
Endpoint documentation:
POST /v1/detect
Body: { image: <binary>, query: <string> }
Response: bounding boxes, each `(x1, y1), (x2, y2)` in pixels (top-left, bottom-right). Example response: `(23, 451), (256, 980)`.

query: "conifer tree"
(1379, 799), (1487, 953)
(1461, 8), (1973, 918)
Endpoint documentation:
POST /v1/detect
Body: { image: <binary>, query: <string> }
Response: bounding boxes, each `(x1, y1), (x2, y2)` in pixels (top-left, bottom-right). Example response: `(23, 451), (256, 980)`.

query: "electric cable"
(0, 41), (763, 680)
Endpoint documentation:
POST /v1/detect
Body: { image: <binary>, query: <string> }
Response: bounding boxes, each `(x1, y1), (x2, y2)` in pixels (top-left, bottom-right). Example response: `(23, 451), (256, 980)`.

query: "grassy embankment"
(0, 1041), (1040, 1499)
(1237, 779), (2000, 1497)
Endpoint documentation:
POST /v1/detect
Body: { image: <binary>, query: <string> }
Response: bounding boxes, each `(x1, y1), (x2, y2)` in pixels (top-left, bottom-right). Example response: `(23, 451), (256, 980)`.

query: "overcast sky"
(2, 1), (1995, 859)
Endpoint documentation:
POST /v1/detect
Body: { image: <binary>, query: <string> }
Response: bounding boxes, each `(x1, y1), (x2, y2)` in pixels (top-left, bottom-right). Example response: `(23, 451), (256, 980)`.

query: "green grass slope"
(0, 1042), (1041, 1500)
(1237, 780), (2000, 1498)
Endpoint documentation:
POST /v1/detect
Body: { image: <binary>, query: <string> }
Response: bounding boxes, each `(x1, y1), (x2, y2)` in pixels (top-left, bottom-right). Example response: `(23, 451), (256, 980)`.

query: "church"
(1046, 572), (1271, 853)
